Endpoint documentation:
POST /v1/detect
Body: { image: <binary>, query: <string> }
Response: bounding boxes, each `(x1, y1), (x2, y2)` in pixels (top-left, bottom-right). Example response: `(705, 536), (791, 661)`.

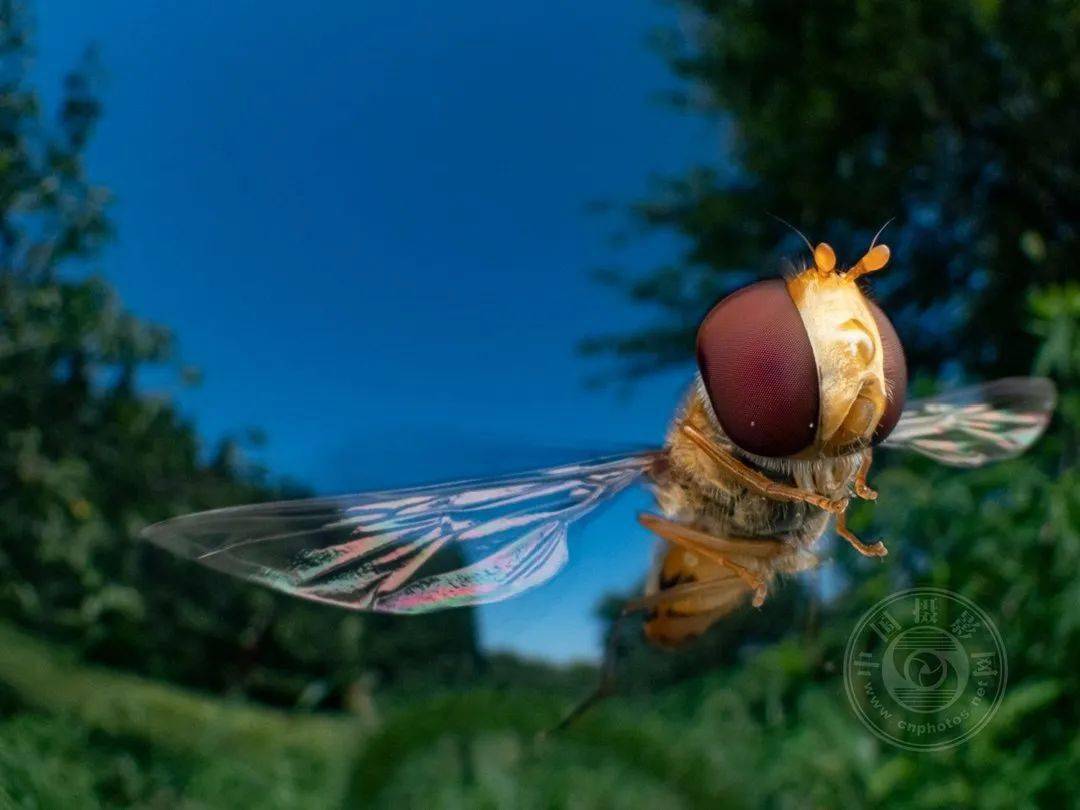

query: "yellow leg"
(638, 513), (780, 607)
(681, 424), (846, 514)
(638, 513), (784, 558)
(835, 508), (888, 557)
(624, 576), (746, 615)
(854, 448), (877, 500)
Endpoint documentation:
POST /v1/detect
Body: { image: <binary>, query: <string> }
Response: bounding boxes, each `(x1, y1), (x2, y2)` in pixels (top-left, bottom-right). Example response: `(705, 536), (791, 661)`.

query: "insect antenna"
(848, 219), (895, 281)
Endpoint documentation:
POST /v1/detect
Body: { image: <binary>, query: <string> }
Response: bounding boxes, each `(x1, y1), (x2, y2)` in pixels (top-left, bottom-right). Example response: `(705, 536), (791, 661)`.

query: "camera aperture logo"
(843, 588), (1007, 751)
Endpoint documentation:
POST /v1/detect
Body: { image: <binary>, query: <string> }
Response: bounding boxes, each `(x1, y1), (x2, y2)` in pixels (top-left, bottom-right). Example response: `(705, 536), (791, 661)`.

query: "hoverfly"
(142, 237), (1055, 675)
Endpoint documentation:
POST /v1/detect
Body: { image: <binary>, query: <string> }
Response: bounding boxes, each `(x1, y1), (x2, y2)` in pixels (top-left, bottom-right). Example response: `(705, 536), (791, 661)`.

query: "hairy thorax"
(654, 383), (862, 551)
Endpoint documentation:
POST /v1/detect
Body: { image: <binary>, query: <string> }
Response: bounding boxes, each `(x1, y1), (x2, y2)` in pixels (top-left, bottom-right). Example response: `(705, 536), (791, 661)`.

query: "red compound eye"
(866, 299), (907, 444)
(696, 279), (819, 457)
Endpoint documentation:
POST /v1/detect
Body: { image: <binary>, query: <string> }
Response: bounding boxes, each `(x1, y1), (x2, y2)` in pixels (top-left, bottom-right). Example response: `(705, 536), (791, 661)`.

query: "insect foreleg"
(680, 424), (846, 513)
(835, 508), (888, 557)
(854, 448), (877, 500)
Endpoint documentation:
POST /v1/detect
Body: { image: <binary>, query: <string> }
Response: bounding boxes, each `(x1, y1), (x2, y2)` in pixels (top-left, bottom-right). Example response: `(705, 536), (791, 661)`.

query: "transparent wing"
(141, 451), (661, 614)
(882, 377), (1057, 467)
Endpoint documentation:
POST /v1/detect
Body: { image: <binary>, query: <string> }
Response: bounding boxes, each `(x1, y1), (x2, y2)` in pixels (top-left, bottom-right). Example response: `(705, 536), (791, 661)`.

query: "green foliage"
(0, 714), (182, 809)
(2, 1), (1080, 807)
(1032, 283), (1080, 443)
(345, 690), (747, 809)
(588, 0), (1079, 381)
(578, 1), (1080, 807)
(0, 711), (352, 809)
(0, 620), (358, 808)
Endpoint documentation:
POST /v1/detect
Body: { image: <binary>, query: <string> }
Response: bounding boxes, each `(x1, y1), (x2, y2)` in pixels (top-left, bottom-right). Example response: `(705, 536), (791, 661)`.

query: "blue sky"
(36, 1), (718, 662)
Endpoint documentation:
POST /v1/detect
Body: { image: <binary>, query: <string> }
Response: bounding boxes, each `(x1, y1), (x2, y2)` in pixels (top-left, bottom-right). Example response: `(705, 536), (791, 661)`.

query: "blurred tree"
(587, 0), (1078, 381)
(1, 0), (1077, 805)
(0, 1), (478, 706)
(583, 2), (1080, 805)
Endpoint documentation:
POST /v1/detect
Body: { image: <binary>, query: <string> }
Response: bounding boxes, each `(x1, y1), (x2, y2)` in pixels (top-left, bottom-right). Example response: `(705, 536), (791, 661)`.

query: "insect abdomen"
(643, 545), (749, 648)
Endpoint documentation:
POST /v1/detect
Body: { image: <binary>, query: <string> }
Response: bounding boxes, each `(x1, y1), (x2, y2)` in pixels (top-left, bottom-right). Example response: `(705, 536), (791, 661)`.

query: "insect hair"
(869, 218), (894, 249)
(767, 213), (814, 257)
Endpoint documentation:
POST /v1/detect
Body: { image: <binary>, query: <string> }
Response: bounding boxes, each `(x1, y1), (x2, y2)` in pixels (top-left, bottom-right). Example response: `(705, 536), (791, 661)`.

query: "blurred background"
(1, 0), (1077, 807)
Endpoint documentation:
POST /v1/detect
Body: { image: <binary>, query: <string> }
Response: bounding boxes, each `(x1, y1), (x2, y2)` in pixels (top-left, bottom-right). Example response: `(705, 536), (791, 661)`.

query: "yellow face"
(786, 242), (891, 455)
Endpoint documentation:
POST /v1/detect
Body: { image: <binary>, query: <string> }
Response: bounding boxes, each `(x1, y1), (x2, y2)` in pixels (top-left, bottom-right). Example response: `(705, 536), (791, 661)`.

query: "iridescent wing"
(141, 451), (661, 614)
(882, 377), (1057, 467)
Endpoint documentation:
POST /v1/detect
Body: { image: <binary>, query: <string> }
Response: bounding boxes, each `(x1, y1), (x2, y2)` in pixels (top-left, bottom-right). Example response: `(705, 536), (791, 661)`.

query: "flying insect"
(142, 237), (1056, 662)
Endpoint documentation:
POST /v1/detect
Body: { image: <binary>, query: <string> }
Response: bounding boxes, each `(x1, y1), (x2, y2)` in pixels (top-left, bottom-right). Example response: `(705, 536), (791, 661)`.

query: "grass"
(0, 621), (825, 808)
(0, 621), (362, 807)
(0, 620), (751, 809)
